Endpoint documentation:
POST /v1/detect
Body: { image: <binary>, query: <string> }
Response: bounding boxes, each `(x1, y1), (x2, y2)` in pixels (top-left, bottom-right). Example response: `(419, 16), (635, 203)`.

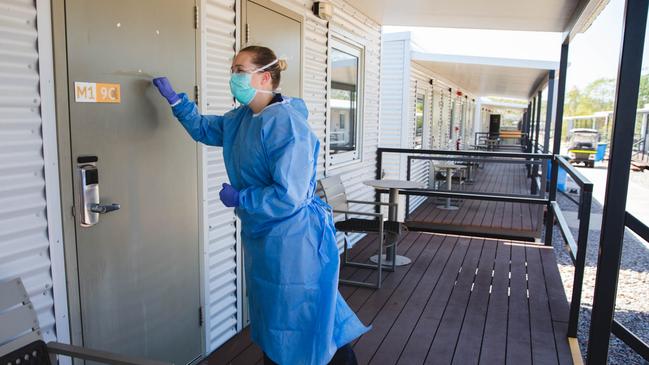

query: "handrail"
(545, 153), (593, 339)
(377, 147), (552, 159)
(555, 155), (593, 189)
(625, 212), (649, 242)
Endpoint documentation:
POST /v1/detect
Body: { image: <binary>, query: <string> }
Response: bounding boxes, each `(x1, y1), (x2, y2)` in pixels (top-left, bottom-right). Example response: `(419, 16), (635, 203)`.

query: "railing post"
(588, 0), (649, 362)
(406, 156), (412, 219)
(545, 156), (558, 247)
(568, 186), (592, 337)
(375, 149), (383, 214)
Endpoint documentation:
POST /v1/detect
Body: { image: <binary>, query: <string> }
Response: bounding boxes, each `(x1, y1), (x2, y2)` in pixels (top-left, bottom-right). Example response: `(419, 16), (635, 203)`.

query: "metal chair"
(317, 175), (401, 289)
(0, 278), (172, 365)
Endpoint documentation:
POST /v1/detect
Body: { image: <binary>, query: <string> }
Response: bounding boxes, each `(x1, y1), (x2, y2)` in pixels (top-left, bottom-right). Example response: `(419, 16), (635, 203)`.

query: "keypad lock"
(78, 156), (120, 227)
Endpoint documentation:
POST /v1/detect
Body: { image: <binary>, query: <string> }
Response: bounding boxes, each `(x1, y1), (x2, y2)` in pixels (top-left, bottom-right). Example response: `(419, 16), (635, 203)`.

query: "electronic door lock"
(77, 156), (120, 227)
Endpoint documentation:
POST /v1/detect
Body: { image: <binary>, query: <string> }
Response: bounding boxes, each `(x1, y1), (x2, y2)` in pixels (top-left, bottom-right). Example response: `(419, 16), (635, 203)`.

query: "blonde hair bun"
(277, 59), (288, 72)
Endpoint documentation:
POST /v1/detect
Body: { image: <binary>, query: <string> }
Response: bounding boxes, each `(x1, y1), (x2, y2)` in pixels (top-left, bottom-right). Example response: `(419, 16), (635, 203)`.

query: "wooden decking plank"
(341, 233), (419, 301)
(205, 327), (253, 365)
(506, 244), (532, 365)
(395, 237), (472, 365)
(552, 320), (575, 365)
(368, 235), (459, 365)
(230, 343), (262, 365)
(526, 245), (560, 365)
(478, 241), (511, 364)
(424, 238), (485, 364)
(450, 239), (499, 365)
(539, 247), (570, 323)
(352, 234), (442, 364)
(346, 232), (429, 312)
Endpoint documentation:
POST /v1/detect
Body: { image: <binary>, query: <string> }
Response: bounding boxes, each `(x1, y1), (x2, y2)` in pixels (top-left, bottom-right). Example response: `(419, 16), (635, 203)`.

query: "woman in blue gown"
(153, 46), (369, 365)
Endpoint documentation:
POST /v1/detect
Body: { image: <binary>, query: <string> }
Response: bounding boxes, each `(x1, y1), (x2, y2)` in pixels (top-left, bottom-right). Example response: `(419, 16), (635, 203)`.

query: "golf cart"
(568, 128), (599, 167)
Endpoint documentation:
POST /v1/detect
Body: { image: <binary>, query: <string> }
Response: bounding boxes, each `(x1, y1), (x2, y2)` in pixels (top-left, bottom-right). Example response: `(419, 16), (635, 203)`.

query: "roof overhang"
(347, 0), (607, 34)
(412, 52), (559, 99)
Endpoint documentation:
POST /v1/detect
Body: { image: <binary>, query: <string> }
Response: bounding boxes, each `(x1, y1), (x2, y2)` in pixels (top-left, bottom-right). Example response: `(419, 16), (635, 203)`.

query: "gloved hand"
(219, 183), (240, 208)
(152, 77), (181, 105)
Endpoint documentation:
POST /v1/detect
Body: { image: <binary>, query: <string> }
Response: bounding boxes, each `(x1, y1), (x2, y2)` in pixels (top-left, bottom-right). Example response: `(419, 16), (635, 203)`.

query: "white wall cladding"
(0, 0), (57, 342)
(201, 0), (240, 352)
(408, 65), (434, 212)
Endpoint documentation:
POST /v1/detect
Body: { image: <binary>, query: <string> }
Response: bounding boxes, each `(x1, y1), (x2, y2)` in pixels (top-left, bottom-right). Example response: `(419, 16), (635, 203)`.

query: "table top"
(363, 179), (425, 190)
(434, 163), (468, 170)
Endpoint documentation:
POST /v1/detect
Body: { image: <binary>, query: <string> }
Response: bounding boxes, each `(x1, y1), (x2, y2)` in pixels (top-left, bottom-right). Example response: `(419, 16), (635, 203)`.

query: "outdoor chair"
(0, 277), (172, 365)
(317, 175), (401, 289)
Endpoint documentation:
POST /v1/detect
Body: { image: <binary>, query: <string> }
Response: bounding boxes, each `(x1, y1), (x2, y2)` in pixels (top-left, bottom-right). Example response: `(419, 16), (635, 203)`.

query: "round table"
(363, 179), (425, 266)
(433, 163), (467, 210)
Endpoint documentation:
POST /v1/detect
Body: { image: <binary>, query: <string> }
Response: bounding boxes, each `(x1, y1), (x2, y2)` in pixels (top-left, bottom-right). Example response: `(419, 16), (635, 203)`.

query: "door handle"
(77, 156), (120, 227)
(90, 203), (121, 214)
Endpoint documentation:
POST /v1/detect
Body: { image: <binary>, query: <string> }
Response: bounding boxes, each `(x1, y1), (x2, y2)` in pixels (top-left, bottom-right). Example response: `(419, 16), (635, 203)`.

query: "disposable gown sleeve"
(238, 117), (314, 219)
(171, 93), (225, 146)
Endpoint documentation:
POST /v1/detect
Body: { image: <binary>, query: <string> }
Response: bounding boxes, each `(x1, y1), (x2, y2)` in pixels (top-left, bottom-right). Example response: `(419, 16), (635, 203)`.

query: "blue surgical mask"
(229, 59), (278, 105)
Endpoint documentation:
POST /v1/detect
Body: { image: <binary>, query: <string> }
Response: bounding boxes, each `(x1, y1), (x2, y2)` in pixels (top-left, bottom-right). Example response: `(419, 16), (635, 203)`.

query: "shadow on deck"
(203, 232), (573, 365)
(406, 162), (544, 241)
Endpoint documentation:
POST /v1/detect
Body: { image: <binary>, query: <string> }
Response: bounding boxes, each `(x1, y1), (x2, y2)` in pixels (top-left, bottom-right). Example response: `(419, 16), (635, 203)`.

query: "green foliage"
(565, 74), (649, 117)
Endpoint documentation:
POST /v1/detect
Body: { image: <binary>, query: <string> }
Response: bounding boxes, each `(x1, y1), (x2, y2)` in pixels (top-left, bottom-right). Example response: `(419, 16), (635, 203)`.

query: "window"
(415, 93), (425, 149)
(329, 37), (364, 165)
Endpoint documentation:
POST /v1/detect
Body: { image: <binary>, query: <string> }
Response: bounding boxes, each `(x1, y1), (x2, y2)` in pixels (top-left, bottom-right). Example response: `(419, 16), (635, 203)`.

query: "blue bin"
(547, 163), (568, 192)
(596, 143), (607, 161)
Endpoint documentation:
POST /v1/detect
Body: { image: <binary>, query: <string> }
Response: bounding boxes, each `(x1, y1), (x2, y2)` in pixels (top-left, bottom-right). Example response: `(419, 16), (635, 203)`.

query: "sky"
(384, 0), (649, 91)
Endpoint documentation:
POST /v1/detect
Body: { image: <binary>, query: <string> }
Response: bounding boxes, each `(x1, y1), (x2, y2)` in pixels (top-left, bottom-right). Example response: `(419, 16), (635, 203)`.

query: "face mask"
(229, 59), (278, 105)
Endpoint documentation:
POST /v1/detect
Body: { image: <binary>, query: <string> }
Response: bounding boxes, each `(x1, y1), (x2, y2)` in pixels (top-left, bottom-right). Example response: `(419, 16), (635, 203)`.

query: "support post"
(545, 42), (570, 247)
(587, 0), (649, 362)
(541, 70), (556, 195)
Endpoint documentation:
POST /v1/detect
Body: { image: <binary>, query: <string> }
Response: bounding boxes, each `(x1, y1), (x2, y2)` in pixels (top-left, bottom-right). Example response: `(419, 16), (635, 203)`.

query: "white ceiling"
(412, 53), (559, 99)
(346, 0), (583, 32)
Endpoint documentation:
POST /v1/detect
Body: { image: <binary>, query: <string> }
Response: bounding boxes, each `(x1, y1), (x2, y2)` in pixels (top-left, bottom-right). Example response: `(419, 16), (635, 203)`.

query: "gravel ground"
(547, 188), (649, 364)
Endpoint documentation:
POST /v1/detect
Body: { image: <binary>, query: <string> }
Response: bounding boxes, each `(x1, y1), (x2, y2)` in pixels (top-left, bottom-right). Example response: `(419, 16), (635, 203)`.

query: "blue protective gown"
(171, 94), (370, 364)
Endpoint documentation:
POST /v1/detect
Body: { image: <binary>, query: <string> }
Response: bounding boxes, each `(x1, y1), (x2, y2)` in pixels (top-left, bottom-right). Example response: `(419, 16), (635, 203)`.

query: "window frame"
(328, 35), (365, 167)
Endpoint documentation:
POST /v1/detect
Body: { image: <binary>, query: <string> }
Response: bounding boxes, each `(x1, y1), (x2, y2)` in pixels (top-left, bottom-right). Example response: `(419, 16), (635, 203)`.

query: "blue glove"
(219, 183), (240, 208)
(152, 77), (181, 105)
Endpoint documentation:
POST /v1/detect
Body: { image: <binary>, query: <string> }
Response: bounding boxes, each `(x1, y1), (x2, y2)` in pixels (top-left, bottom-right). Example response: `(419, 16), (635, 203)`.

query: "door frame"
(51, 0), (206, 359)
(239, 0), (305, 98)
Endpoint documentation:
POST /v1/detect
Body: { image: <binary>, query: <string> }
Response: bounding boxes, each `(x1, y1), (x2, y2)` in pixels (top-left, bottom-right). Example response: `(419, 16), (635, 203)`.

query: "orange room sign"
(74, 82), (121, 103)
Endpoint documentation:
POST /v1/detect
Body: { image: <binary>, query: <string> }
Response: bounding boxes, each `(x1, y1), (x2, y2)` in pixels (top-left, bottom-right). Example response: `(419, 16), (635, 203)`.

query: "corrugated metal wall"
(407, 64), (434, 212)
(201, 0), (240, 352)
(0, 0), (57, 341)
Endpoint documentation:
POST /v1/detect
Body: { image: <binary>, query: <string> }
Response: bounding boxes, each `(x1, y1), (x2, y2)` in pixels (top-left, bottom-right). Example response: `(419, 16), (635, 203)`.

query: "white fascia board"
(411, 51), (560, 71)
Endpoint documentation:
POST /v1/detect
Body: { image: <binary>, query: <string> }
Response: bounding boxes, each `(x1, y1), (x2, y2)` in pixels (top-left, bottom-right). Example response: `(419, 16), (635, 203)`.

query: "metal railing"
(547, 157), (649, 362)
(608, 213), (649, 361)
(545, 155), (593, 338)
(375, 147), (551, 240)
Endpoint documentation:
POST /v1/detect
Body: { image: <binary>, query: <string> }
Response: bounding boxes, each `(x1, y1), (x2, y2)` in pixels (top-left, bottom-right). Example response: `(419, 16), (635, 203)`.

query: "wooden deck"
(203, 232), (573, 365)
(406, 162), (544, 241)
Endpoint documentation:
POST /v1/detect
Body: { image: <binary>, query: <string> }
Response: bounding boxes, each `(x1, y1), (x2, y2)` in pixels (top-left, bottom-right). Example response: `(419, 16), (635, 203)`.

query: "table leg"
(437, 168), (459, 210)
(370, 188), (411, 267)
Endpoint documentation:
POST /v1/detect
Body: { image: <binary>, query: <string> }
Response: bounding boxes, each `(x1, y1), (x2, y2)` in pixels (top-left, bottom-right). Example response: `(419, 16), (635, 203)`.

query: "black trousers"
(263, 344), (358, 365)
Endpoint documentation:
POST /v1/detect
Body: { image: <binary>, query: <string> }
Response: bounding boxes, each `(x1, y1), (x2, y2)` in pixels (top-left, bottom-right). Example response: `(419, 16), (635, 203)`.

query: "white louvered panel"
(378, 38), (406, 181)
(0, 0), (56, 342)
(201, 0), (239, 353)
